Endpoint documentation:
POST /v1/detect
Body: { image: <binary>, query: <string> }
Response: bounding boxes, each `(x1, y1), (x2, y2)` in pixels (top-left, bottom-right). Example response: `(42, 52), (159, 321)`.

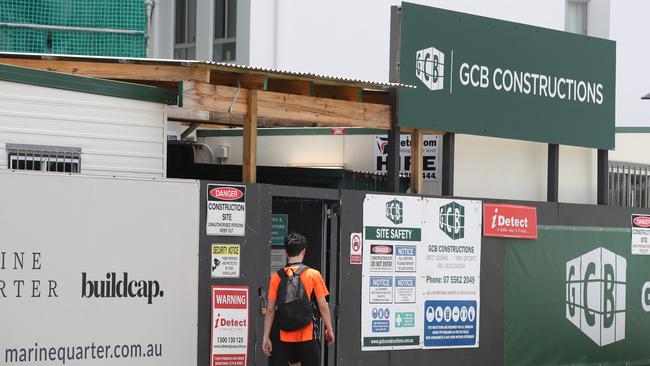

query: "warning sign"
(211, 244), (241, 278)
(207, 184), (246, 236)
(211, 286), (249, 366)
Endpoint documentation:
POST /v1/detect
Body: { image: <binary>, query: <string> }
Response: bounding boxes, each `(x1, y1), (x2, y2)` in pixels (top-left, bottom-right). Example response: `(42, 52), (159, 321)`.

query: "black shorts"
(280, 339), (320, 366)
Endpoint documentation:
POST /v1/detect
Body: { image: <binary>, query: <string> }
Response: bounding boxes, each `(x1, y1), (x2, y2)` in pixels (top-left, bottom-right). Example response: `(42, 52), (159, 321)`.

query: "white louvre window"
(7, 144), (81, 173)
(566, 0), (588, 35)
(174, 0), (197, 60)
(609, 162), (650, 208)
(213, 0), (236, 62)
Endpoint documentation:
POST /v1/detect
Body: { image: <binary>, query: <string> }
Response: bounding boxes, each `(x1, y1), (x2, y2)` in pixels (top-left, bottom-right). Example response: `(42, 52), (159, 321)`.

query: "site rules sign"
(361, 194), (482, 350)
(211, 286), (249, 366)
(207, 184), (246, 236)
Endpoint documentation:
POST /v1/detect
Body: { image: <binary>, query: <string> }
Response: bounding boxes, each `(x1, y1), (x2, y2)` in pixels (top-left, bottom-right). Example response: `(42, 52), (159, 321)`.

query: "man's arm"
(316, 297), (335, 345)
(262, 299), (276, 356)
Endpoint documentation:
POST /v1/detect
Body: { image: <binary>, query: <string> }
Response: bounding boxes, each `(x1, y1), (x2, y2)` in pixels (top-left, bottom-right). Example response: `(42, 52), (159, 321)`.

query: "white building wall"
(611, 132), (650, 164)
(0, 80), (167, 178)
(609, 1), (650, 127)
(248, 0), (565, 77)
(200, 132), (441, 194)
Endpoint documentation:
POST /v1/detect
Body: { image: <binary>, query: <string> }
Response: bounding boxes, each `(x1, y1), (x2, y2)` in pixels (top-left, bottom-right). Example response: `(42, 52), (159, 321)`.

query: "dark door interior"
(268, 198), (325, 366)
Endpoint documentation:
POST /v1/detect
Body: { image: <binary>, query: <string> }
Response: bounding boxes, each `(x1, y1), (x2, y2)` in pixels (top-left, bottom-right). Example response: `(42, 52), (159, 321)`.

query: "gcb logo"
(416, 47), (445, 91)
(566, 247), (626, 346)
(439, 202), (465, 240)
(386, 199), (403, 225)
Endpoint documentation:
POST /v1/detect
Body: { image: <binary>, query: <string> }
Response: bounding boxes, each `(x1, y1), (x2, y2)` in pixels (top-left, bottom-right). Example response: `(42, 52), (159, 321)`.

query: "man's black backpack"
(276, 264), (315, 331)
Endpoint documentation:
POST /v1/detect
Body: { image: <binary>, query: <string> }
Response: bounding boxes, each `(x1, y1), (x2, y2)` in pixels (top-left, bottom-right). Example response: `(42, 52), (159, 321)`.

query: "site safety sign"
(361, 194), (482, 350)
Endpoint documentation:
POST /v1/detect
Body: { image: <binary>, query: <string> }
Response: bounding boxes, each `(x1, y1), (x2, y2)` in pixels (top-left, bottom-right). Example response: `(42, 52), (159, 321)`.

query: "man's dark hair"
(284, 232), (307, 257)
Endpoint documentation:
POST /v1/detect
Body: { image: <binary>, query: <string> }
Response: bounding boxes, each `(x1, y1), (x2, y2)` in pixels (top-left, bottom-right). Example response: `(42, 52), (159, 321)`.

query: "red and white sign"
(211, 286), (249, 366)
(207, 184), (246, 236)
(483, 203), (538, 239)
(350, 232), (362, 264)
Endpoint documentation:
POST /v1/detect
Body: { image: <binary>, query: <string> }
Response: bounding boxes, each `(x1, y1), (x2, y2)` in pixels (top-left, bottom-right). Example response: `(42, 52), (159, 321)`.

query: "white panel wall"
(558, 145), (597, 204)
(0, 80), (166, 178)
(611, 133), (650, 164)
(454, 135), (548, 201)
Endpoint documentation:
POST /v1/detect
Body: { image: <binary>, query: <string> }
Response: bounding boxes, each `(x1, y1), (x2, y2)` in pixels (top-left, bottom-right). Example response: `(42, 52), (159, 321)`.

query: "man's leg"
(281, 341), (302, 366)
(295, 339), (320, 366)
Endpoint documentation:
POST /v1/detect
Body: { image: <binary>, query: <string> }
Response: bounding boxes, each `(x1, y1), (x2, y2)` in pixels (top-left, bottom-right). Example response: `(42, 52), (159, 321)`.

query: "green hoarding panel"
(399, 3), (616, 149)
(505, 226), (650, 366)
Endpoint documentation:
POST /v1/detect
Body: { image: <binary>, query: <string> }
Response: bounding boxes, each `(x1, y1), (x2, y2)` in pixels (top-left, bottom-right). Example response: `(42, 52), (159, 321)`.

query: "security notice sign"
(211, 286), (249, 366)
(211, 244), (241, 278)
(361, 194), (482, 351)
(631, 214), (650, 255)
(207, 184), (246, 236)
(374, 134), (440, 181)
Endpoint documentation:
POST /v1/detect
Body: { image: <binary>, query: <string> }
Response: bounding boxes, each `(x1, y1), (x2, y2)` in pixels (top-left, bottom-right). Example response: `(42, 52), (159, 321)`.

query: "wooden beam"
(166, 106), (244, 126)
(0, 58), (211, 82)
(266, 79), (312, 96)
(182, 81), (391, 129)
(209, 70), (266, 89)
(362, 90), (390, 105)
(312, 84), (360, 101)
(243, 90), (258, 183)
(410, 129), (424, 194)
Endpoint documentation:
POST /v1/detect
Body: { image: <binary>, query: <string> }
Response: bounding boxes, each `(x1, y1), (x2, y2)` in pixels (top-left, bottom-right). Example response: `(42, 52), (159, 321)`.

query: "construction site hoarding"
(505, 226), (650, 365)
(0, 172), (199, 366)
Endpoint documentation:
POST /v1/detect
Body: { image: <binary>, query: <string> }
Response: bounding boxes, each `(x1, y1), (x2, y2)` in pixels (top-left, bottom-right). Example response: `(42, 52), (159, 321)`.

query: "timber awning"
(0, 52), (415, 130)
(0, 52), (433, 188)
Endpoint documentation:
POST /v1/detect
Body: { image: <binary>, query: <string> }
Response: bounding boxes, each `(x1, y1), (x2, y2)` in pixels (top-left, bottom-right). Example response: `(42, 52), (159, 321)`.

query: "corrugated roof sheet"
(0, 52), (416, 90)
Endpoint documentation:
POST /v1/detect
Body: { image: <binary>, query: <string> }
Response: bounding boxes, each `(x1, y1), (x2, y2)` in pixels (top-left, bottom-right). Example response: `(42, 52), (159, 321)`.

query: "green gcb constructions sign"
(399, 2), (616, 149)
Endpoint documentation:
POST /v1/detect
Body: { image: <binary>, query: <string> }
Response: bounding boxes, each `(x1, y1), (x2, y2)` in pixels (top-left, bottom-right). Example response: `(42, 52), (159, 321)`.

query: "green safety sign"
(271, 214), (288, 245)
(398, 3), (616, 149)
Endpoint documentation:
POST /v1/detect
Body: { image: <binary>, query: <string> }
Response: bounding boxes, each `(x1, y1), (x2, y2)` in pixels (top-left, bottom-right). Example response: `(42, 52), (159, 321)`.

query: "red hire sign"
(483, 203), (538, 239)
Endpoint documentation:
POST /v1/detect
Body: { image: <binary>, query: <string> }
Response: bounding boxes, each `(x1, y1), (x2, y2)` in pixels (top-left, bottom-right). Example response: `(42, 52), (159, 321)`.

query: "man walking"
(263, 233), (334, 366)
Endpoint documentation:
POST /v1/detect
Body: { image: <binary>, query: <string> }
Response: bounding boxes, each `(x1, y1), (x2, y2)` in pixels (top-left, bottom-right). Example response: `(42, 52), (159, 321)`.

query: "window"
(566, 0), (588, 35)
(174, 0), (197, 60)
(213, 0), (236, 62)
(7, 144), (81, 173)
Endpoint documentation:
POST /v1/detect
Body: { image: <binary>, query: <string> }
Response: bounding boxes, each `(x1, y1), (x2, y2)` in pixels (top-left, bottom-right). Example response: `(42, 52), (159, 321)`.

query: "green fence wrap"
(505, 226), (650, 366)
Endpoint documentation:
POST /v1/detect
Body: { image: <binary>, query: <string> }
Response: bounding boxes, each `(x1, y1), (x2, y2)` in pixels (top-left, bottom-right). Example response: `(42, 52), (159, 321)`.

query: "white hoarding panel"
(361, 194), (481, 351)
(0, 172), (199, 365)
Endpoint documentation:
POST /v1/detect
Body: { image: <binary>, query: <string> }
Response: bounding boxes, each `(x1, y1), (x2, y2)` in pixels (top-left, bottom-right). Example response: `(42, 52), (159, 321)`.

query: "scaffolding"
(0, 0), (150, 57)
